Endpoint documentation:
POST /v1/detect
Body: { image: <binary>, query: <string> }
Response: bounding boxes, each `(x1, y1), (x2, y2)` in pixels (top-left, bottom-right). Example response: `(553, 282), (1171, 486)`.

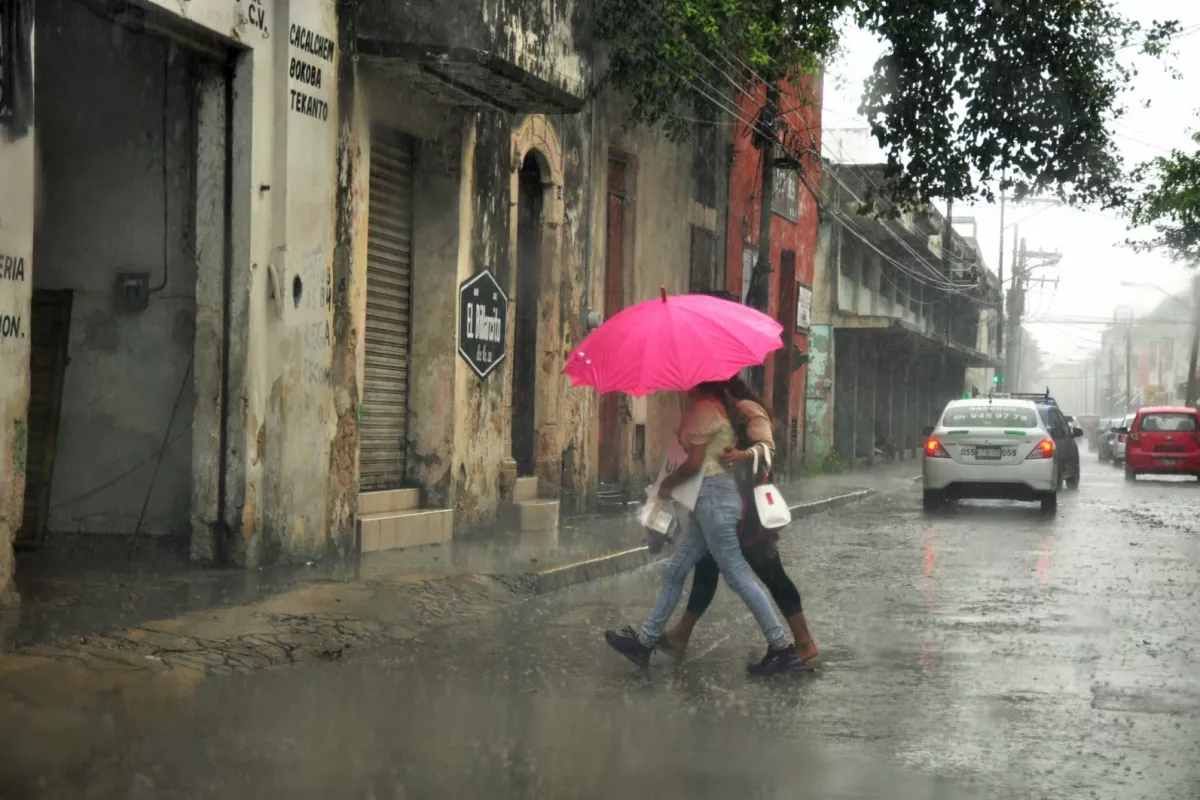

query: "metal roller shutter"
(360, 130), (414, 491)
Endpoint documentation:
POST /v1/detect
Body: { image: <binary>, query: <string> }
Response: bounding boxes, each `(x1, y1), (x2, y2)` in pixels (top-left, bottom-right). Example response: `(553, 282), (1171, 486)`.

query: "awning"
(352, 2), (586, 115)
(833, 314), (1000, 369)
(356, 42), (584, 114)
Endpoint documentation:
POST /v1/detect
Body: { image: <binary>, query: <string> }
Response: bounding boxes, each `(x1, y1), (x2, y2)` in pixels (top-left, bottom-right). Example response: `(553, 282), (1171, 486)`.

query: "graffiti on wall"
(294, 244), (332, 392)
(246, 0), (269, 37)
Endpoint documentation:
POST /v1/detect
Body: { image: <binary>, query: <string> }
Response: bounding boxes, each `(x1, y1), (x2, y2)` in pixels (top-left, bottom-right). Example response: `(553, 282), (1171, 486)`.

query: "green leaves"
(594, 0), (1178, 210)
(1127, 134), (1200, 267)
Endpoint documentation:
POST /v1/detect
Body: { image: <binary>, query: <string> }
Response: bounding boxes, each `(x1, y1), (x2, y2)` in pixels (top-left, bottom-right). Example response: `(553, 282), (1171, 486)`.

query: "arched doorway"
(512, 153), (543, 477)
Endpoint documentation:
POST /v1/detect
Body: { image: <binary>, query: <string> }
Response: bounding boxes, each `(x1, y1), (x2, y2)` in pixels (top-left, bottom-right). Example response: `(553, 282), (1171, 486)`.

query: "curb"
(527, 488), (877, 595)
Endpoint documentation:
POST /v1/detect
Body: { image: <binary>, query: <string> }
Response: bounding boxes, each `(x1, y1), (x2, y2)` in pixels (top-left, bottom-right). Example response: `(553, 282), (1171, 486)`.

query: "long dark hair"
(725, 376), (774, 424)
(690, 381), (744, 430)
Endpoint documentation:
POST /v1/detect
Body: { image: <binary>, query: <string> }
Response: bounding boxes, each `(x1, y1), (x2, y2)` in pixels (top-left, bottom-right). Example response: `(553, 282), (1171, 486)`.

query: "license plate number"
(1159, 459), (1176, 467)
(960, 446), (1017, 460)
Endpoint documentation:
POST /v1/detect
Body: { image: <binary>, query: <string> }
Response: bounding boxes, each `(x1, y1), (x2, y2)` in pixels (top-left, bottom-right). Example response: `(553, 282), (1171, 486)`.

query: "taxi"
(922, 397), (1078, 513)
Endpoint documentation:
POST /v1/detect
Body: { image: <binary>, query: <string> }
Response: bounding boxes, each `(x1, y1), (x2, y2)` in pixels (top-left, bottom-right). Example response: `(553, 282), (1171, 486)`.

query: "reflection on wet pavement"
(5, 464), (1200, 798)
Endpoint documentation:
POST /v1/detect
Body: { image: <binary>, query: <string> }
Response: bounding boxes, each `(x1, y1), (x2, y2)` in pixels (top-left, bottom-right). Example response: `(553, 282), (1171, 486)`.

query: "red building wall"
(724, 75), (823, 464)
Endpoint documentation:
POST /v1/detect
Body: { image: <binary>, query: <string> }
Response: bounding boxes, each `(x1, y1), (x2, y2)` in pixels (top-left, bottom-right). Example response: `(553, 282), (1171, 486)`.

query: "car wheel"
(1066, 472), (1080, 490)
(1125, 465), (1137, 482)
(1040, 492), (1058, 513)
(922, 489), (944, 511)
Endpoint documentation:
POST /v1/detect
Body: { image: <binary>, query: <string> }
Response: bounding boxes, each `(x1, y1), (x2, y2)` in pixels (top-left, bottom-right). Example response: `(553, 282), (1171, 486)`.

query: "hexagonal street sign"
(458, 269), (508, 380)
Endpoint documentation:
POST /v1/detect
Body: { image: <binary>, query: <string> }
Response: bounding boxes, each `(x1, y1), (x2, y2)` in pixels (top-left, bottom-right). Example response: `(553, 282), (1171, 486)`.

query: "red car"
(1121, 406), (1200, 481)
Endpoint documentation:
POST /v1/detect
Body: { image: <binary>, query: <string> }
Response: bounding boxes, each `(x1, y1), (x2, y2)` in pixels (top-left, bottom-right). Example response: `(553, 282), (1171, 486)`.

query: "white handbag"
(750, 446), (792, 530)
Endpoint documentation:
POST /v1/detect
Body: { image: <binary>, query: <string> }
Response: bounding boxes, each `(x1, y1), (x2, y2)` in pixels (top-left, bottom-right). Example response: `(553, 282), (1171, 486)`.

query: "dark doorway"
(773, 250), (797, 452)
(512, 154), (543, 476)
(599, 159), (627, 484)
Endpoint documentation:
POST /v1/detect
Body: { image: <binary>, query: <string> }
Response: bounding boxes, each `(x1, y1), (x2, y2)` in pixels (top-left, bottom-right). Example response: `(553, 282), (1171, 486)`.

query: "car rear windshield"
(1138, 413), (1198, 432)
(943, 406), (1038, 428)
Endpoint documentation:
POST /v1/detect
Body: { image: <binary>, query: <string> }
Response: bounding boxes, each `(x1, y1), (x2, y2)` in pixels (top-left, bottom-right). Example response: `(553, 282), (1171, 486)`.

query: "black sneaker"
(604, 625), (653, 668)
(747, 643), (804, 676)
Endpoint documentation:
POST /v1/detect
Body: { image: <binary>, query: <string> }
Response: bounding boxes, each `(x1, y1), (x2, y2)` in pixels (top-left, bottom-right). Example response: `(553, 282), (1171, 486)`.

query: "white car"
(922, 398), (1061, 513)
(1111, 412), (1137, 463)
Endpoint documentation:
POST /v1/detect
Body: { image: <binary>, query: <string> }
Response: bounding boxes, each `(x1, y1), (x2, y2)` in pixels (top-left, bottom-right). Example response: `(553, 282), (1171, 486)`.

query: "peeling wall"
(0, 99), (34, 608)
(259, 0), (342, 565)
(594, 92), (714, 488)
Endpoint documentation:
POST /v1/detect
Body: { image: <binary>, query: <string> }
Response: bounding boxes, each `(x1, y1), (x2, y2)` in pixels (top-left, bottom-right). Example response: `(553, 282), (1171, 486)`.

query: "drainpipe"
(581, 1), (600, 332)
(215, 62), (235, 566)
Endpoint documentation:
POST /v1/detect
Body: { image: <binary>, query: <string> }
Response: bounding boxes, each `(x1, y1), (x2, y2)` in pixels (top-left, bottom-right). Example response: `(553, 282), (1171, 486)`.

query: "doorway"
(598, 159), (627, 484)
(512, 154), (543, 477)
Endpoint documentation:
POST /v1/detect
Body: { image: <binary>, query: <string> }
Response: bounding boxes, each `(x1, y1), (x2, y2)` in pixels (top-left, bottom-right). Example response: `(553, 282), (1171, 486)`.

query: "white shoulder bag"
(750, 446), (792, 530)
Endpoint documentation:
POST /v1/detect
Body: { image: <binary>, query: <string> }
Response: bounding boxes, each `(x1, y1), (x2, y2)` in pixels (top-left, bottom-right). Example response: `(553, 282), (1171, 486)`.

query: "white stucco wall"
(0, 0), (347, 600)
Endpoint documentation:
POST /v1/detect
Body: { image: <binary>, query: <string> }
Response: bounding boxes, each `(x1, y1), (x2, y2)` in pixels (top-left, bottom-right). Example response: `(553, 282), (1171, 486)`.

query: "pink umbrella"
(563, 290), (783, 396)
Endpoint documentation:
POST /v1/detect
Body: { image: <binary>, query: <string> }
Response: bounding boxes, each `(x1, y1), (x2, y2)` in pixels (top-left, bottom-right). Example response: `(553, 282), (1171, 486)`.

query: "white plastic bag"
(751, 447), (792, 530)
(638, 499), (679, 554)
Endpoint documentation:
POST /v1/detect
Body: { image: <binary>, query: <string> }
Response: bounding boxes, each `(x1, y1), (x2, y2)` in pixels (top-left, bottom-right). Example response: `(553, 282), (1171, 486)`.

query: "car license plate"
(1159, 459), (1176, 467)
(973, 446), (1002, 460)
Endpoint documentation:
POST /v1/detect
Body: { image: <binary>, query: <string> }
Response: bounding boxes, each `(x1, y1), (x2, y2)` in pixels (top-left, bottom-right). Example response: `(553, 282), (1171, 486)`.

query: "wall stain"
(12, 419), (27, 475)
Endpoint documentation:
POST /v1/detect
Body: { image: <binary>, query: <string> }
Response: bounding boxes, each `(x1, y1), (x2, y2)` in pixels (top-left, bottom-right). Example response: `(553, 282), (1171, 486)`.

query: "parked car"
(1096, 418), (1116, 462)
(1111, 413), (1137, 463)
(1120, 406), (1200, 481)
(922, 397), (1076, 513)
(1044, 405), (1082, 489)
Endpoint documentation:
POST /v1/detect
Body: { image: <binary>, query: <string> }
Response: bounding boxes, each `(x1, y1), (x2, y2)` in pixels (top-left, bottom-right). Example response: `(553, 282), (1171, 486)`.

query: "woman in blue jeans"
(604, 381), (803, 675)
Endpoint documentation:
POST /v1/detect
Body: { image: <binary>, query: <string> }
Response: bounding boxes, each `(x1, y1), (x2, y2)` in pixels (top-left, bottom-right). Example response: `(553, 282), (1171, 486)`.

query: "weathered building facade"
(807, 161), (1000, 463)
(0, 0), (729, 602)
(724, 76), (823, 474)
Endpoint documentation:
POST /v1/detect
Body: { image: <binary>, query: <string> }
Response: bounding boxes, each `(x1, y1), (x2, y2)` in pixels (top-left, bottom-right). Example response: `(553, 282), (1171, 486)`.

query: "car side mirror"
(1071, 427), (1084, 438)
(1117, 427), (1129, 435)
(921, 425), (935, 438)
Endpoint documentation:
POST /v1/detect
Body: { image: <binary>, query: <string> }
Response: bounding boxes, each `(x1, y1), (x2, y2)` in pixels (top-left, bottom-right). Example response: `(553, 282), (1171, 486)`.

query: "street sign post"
(458, 269), (508, 380)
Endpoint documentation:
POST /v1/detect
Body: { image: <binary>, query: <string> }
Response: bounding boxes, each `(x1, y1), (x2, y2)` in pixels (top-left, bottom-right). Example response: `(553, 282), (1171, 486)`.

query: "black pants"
(685, 543), (803, 619)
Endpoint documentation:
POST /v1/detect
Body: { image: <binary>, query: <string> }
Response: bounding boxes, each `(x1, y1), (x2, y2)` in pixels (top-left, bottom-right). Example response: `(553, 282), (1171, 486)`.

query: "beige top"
(679, 398), (737, 477)
(738, 399), (775, 458)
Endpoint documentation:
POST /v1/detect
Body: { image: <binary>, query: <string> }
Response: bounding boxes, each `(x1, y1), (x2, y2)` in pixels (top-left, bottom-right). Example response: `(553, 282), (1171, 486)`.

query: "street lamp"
(1118, 280), (1200, 407)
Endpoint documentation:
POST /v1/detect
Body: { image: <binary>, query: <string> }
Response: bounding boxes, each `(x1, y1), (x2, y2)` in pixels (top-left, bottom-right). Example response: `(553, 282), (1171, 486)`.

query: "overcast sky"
(822, 0), (1199, 364)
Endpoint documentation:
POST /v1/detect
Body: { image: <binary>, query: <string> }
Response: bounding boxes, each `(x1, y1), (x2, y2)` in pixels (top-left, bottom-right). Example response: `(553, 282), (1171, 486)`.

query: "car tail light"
(1026, 439), (1054, 459)
(1117, 433), (1126, 443)
(924, 437), (950, 458)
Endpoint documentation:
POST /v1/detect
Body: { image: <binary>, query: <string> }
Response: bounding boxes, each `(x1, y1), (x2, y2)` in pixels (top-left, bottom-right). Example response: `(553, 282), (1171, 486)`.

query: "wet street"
(12, 460), (1200, 799)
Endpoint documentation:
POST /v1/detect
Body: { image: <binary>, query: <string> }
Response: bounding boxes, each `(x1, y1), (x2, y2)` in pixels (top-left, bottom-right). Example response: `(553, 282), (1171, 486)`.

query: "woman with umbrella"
(564, 291), (804, 675)
(658, 376), (821, 667)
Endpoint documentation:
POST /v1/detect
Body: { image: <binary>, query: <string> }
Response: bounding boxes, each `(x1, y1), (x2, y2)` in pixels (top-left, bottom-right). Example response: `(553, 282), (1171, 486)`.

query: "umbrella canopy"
(563, 291), (783, 396)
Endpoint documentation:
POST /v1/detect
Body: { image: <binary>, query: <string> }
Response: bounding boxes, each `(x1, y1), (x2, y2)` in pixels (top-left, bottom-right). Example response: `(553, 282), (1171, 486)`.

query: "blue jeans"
(637, 473), (789, 649)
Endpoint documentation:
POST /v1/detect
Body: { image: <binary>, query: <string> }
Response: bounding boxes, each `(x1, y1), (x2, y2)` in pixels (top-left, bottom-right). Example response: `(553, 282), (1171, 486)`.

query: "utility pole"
(1006, 235), (1024, 390)
(1126, 320), (1133, 413)
(1108, 341), (1116, 416)
(996, 191), (1006, 376)
(747, 84), (780, 394)
(1187, 273), (1200, 407)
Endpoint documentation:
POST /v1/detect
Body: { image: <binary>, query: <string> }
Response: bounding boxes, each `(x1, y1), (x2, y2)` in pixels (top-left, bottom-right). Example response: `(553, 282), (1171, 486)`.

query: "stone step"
(358, 488), (420, 515)
(513, 476), (539, 503)
(500, 499), (559, 531)
(359, 508), (453, 553)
